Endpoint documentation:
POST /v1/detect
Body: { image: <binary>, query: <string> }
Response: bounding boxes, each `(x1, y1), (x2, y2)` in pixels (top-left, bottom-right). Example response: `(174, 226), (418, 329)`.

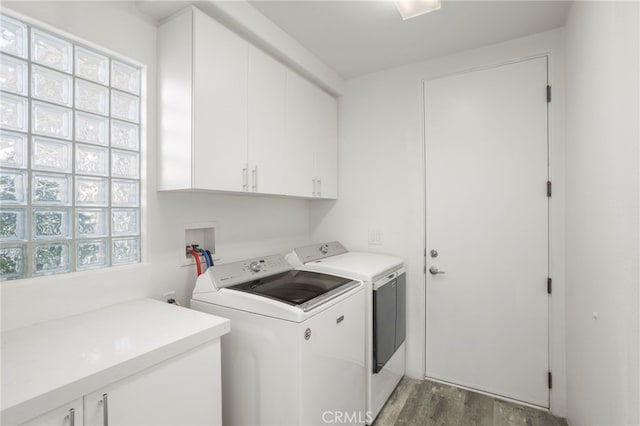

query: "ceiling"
(248, 0), (572, 79)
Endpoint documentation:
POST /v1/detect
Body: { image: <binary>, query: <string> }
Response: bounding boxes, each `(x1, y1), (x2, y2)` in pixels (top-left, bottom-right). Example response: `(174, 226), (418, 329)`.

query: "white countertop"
(1, 299), (230, 425)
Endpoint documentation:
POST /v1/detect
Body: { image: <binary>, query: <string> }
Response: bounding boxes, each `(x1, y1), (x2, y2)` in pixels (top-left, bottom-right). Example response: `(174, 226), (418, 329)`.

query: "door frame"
(421, 54), (558, 409)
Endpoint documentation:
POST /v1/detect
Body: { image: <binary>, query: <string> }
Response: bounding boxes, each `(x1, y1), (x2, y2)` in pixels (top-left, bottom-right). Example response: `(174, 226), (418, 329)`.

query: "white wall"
(310, 29), (568, 416)
(1, 1), (312, 331)
(564, 2), (640, 425)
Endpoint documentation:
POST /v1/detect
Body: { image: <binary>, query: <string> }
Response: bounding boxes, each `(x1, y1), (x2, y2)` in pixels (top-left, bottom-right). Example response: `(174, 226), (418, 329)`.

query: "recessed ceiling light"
(394, 0), (442, 20)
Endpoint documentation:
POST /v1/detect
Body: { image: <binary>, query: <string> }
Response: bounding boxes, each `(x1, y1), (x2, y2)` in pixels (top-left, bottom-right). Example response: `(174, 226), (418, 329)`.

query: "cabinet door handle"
(317, 177), (322, 197)
(102, 393), (109, 426)
(66, 408), (75, 426)
(242, 164), (248, 191)
(251, 166), (258, 192)
(312, 177), (317, 196)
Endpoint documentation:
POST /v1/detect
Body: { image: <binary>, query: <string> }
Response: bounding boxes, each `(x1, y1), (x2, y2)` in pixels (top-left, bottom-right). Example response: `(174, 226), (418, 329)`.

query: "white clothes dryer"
(287, 242), (405, 424)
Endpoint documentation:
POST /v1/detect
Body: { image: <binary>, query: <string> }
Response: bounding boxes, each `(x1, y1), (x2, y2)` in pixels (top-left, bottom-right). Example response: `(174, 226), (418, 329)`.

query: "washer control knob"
(249, 261), (263, 272)
(319, 244), (329, 254)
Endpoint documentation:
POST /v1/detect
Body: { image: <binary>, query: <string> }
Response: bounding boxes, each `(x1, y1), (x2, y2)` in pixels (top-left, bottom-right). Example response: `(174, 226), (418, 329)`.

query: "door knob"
(429, 266), (445, 275)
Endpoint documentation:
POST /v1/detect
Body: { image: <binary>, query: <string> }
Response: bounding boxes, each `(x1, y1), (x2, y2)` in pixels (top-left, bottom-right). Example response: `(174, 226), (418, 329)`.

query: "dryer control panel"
(289, 241), (348, 264)
(194, 254), (292, 293)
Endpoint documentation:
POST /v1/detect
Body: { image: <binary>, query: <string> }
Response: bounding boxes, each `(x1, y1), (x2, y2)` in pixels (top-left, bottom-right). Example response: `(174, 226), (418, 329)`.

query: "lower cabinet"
(20, 341), (222, 426)
(19, 399), (83, 426)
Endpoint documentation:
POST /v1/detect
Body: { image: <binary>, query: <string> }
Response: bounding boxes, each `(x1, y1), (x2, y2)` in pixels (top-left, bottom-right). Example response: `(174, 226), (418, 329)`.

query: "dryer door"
(395, 272), (406, 350)
(373, 279), (396, 374)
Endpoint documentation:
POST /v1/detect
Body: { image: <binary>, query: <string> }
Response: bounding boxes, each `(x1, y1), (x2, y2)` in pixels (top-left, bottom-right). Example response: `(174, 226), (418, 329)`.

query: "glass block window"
(0, 14), (141, 280)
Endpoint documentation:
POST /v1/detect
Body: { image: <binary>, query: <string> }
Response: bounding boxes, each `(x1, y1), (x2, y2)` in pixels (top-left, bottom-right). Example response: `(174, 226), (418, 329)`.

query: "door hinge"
(548, 371), (553, 389)
(547, 277), (552, 294)
(423, 249), (427, 274)
(546, 85), (551, 103)
(547, 181), (552, 197)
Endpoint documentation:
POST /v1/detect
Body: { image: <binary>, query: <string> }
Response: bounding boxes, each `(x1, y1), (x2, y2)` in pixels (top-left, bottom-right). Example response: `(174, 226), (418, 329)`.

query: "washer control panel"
(210, 254), (291, 288)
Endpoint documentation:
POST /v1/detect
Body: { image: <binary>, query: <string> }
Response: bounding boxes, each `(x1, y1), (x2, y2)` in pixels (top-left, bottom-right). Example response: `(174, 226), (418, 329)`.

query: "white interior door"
(424, 57), (549, 407)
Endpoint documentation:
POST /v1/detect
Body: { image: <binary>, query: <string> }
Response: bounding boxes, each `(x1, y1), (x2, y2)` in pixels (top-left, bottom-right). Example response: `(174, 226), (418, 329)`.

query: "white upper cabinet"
(285, 70), (317, 197)
(192, 9), (248, 192)
(158, 7), (247, 192)
(158, 7), (337, 199)
(286, 70), (338, 198)
(247, 46), (287, 195)
(312, 86), (338, 199)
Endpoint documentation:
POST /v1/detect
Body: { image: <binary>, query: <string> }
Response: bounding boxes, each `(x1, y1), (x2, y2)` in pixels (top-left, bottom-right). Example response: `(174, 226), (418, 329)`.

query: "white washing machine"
(191, 253), (366, 426)
(287, 242), (405, 424)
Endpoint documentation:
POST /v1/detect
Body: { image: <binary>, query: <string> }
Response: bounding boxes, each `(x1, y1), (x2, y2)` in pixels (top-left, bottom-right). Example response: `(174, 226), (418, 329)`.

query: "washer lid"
(228, 270), (358, 311)
(302, 252), (404, 282)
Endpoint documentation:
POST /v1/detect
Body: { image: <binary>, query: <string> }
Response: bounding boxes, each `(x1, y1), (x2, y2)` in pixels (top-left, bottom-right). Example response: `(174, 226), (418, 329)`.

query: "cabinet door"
(83, 341), (222, 426)
(19, 399), (83, 426)
(247, 46), (287, 195)
(157, 8), (194, 191)
(192, 9), (248, 192)
(312, 88), (338, 199)
(285, 70), (317, 197)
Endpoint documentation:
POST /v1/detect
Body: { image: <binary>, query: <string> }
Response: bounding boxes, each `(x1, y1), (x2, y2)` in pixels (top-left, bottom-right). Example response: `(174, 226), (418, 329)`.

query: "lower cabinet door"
(84, 340), (222, 426)
(19, 399), (83, 426)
